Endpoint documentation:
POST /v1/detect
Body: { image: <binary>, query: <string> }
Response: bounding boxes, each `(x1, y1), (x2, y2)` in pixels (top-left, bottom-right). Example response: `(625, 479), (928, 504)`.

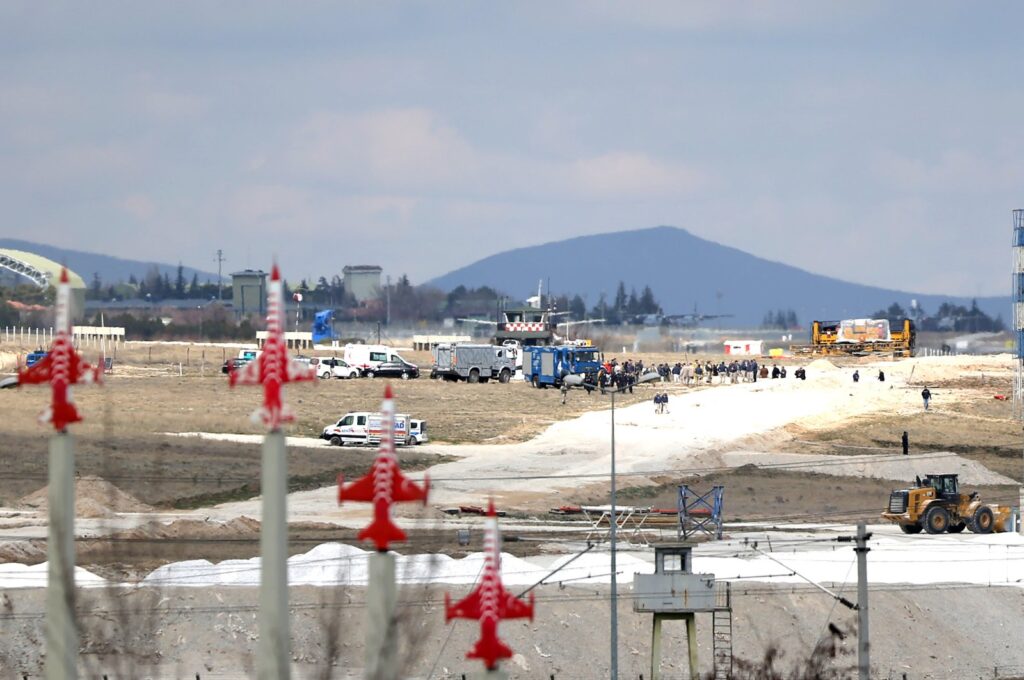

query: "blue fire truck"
(522, 345), (603, 388)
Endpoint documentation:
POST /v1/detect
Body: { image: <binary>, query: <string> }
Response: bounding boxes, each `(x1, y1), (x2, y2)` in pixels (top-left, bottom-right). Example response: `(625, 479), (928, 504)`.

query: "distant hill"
(0, 238), (219, 286)
(428, 226), (1007, 328)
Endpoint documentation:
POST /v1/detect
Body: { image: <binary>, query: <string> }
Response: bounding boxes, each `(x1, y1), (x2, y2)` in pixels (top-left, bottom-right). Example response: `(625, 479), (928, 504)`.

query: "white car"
(311, 357), (360, 379)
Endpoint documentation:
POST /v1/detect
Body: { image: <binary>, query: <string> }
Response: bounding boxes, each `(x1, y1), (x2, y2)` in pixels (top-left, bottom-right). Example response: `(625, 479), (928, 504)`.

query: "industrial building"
(342, 265), (382, 304)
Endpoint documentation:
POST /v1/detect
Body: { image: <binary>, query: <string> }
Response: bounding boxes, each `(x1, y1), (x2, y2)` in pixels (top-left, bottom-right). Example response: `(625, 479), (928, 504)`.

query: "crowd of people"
(589, 356), (810, 389)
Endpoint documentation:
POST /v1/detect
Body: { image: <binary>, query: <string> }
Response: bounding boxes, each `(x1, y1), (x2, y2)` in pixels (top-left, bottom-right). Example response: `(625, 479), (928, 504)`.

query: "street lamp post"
(592, 369), (658, 680)
(609, 386), (618, 680)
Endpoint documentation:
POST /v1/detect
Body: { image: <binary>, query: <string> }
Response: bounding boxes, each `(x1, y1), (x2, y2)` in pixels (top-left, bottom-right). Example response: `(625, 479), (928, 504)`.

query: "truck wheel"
(970, 506), (994, 534)
(468, 369), (480, 384)
(899, 523), (922, 534)
(330, 436), (342, 446)
(924, 505), (950, 534)
(410, 436), (419, 445)
(499, 369), (511, 383)
(947, 521), (966, 534)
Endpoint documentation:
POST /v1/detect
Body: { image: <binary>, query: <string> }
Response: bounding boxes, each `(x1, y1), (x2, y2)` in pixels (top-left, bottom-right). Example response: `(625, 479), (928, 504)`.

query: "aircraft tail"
(467, 635), (513, 668)
(358, 515), (407, 550)
(42, 401), (82, 431)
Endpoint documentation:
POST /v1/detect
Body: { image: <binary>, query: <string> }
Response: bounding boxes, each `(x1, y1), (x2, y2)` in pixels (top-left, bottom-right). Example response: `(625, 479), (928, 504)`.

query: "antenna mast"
(214, 249), (227, 301)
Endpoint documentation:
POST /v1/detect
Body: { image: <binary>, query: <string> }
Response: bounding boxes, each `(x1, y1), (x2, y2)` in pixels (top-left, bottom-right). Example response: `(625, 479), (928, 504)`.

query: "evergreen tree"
(188, 273), (200, 298)
(174, 264), (186, 298)
(639, 286), (659, 314)
(613, 281), (628, 314)
(626, 289), (639, 315)
(569, 295), (586, 319)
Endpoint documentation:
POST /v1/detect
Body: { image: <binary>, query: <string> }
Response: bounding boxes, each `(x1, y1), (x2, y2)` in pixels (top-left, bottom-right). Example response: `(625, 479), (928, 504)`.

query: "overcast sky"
(1, 2), (1020, 296)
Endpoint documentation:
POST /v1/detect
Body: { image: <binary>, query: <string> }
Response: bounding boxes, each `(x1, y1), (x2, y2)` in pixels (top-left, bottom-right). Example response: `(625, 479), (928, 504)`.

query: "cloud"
(564, 0), (882, 31)
(120, 194), (156, 220)
(278, 108), (706, 202)
(284, 108), (478, 191)
(870, 148), (1023, 194)
(140, 90), (206, 119)
(566, 152), (706, 199)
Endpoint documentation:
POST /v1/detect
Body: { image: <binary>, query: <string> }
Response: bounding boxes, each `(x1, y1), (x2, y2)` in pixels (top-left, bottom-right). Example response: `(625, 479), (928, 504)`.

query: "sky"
(1, 1), (1021, 296)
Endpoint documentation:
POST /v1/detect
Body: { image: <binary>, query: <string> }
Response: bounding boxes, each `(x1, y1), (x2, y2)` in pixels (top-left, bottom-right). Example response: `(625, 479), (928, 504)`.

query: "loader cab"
(923, 474), (959, 502)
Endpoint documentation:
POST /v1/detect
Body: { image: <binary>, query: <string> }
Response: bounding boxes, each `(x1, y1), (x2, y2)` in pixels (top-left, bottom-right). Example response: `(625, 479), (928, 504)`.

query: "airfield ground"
(0, 343), (1021, 678)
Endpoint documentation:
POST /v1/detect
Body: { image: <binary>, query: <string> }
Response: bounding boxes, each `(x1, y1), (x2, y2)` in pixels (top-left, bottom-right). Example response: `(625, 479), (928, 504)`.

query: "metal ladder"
(712, 607), (733, 679)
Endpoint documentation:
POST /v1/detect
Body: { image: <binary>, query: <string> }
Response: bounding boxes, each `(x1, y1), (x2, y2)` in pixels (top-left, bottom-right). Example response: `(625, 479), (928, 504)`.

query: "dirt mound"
(115, 515), (261, 541)
(17, 476), (155, 518)
(0, 351), (17, 372)
(0, 541), (45, 564)
(805, 358), (840, 373)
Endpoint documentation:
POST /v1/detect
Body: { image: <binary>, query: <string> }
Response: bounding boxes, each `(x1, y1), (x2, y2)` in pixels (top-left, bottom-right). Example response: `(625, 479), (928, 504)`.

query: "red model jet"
(18, 268), (101, 430)
(445, 499), (535, 671)
(337, 385), (429, 551)
(229, 264), (314, 430)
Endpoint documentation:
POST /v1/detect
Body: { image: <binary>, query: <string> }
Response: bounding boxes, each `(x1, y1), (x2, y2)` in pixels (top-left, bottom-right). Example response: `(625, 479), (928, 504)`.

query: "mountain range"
(428, 226), (1007, 327)
(0, 238), (220, 286)
(3, 229), (1006, 328)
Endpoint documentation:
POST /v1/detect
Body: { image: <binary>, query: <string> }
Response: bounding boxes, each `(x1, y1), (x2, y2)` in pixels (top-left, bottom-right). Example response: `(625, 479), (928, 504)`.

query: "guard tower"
(633, 544), (733, 680)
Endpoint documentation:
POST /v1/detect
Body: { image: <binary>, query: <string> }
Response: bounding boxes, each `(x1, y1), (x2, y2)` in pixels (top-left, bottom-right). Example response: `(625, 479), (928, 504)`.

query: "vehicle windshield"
(575, 350), (597, 362)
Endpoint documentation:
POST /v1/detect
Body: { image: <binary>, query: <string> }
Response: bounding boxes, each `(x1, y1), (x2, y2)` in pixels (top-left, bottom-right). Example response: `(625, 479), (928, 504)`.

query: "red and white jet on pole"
(18, 268), (101, 430)
(338, 385), (429, 551)
(445, 499), (535, 671)
(229, 264), (314, 430)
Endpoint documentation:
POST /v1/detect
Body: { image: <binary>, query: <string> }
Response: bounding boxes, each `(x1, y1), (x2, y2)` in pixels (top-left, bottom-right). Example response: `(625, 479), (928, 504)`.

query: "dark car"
(221, 357), (251, 375)
(364, 360), (419, 380)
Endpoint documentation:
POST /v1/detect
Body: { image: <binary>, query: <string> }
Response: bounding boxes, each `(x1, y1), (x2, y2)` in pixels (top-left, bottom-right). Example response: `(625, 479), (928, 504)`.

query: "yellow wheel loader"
(881, 474), (1012, 535)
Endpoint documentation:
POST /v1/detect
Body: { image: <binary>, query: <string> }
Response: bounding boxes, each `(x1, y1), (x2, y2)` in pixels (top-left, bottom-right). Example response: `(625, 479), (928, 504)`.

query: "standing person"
(653, 392), (662, 414)
(878, 370), (885, 382)
(921, 386), (932, 410)
(752, 359), (759, 382)
(560, 381), (569, 405)
(852, 370), (860, 383)
(901, 431), (909, 456)
(662, 392), (670, 414)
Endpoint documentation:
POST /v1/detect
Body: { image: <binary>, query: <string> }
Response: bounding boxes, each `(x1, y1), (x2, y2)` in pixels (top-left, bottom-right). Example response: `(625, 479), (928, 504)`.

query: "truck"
(522, 345), (603, 388)
(430, 343), (517, 383)
(321, 411), (412, 447)
(791, 318), (915, 358)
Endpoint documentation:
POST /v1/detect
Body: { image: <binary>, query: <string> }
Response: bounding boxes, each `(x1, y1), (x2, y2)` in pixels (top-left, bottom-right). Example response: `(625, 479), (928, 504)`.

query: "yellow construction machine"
(792, 318), (915, 357)
(881, 474), (1013, 534)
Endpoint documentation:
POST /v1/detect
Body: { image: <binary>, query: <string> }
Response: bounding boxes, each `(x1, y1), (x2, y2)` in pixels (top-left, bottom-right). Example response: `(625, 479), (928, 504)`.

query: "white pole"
(856, 522), (870, 680)
(366, 551), (398, 679)
(609, 389), (618, 680)
(46, 432), (77, 680)
(257, 429), (290, 679)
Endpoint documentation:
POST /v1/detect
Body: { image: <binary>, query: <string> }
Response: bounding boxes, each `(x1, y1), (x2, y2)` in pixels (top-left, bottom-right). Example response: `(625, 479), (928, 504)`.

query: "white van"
(408, 418), (428, 445)
(321, 411), (411, 446)
(343, 344), (411, 377)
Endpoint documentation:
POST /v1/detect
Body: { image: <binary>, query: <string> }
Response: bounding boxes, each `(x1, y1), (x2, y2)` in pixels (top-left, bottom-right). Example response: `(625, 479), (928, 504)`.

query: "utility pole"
(385, 274), (391, 327)
(214, 249), (226, 301)
(855, 522), (871, 680)
(609, 388), (618, 680)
